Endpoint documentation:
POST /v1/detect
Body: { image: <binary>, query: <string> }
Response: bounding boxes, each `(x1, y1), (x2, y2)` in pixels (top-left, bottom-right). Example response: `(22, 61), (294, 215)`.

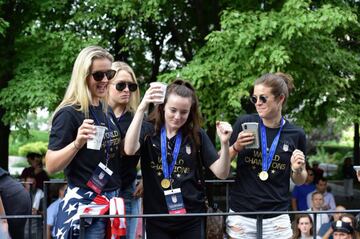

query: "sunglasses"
(91, 70), (116, 82)
(250, 95), (268, 104)
(115, 82), (138, 92)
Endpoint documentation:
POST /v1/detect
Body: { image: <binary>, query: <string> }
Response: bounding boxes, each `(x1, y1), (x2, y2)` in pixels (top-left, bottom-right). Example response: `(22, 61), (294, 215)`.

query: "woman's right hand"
(74, 119), (96, 149)
(138, 84), (165, 111)
(233, 131), (255, 152)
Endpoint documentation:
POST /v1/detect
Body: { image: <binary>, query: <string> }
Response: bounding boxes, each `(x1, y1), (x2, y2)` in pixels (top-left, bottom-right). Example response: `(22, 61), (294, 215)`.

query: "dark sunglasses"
(91, 70), (116, 81)
(115, 82), (138, 92)
(250, 95), (268, 104)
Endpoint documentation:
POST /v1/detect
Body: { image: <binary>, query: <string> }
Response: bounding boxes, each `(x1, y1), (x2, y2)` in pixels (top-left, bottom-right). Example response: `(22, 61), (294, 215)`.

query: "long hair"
(110, 61), (140, 113)
(53, 46), (113, 118)
(148, 79), (202, 147)
(292, 214), (315, 239)
(254, 72), (295, 107)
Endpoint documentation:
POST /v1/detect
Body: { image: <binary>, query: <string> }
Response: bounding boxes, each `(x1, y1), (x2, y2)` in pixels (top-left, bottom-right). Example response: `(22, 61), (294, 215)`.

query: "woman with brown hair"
(124, 79), (232, 238)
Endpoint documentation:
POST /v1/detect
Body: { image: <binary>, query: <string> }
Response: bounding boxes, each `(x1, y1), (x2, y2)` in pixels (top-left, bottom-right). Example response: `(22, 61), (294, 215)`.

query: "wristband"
(232, 144), (240, 153)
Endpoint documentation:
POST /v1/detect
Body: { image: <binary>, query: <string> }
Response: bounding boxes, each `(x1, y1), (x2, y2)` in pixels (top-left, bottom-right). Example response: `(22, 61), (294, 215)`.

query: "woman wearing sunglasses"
(123, 79), (233, 238)
(45, 46), (125, 239)
(107, 61), (142, 239)
(226, 72), (307, 239)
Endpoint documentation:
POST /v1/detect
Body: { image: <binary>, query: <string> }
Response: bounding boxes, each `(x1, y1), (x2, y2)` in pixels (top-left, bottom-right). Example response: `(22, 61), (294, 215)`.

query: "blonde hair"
(110, 61), (140, 113)
(53, 46), (114, 118)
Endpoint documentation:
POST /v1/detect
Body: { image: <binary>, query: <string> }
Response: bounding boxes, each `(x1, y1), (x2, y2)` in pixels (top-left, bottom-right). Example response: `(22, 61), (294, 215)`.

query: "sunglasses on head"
(250, 95), (268, 104)
(91, 70), (116, 82)
(115, 82), (138, 92)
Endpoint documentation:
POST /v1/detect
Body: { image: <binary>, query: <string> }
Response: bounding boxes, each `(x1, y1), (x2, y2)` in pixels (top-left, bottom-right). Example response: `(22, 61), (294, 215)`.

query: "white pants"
(226, 210), (292, 239)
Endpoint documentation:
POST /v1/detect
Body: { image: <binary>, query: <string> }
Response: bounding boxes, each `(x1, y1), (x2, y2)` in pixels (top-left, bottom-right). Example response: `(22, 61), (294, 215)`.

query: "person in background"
(307, 177), (336, 211)
(312, 161), (324, 184)
(331, 220), (354, 239)
(45, 46), (124, 238)
(24, 174), (44, 215)
(124, 79), (233, 238)
(292, 168), (316, 211)
(319, 205), (346, 239)
(47, 183), (67, 239)
(291, 214), (321, 239)
(0, 167), (31, 239)
(307, 191), (330, 235)
(226, 72), (307, 239)
(342, 157), (356, 201)
(20, 152), (49, 190)
(108, 61), (142, 239)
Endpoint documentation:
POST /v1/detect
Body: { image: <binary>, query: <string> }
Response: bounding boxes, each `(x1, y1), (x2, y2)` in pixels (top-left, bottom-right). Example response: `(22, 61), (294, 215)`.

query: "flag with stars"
(54, 184), (126, 239)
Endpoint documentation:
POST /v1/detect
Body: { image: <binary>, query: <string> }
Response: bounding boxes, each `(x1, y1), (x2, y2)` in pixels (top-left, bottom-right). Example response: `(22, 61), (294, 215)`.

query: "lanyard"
(160, 126), (182, 180)
(89, 107), (111, 166)
(260, 117), (284, 172)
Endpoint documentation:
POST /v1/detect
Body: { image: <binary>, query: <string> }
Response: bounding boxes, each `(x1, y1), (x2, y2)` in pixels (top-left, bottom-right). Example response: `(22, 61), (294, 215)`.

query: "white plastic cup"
(150, 82), (167, 104)
(87, 125), (107, 150)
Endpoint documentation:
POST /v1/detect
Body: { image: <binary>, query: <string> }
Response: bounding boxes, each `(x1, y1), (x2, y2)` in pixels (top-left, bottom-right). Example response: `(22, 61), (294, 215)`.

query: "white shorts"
(226, 210), (293, 239)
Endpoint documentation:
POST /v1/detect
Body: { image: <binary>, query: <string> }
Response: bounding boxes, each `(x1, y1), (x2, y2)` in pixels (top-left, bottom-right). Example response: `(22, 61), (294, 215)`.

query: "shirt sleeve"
(48, 107), (81, 150)
(199, 128), (218, 168)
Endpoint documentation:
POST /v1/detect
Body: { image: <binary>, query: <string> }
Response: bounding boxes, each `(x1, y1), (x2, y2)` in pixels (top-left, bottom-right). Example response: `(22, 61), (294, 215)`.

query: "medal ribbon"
(89, 107), (111, 167)
(260, 117), (284, 172)
(161, 126), (182, 181)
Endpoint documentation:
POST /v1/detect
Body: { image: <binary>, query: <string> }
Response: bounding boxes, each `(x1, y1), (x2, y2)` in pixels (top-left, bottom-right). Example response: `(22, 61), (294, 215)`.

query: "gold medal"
(259, 171), (269, 181)
(161, 178), (171, 189)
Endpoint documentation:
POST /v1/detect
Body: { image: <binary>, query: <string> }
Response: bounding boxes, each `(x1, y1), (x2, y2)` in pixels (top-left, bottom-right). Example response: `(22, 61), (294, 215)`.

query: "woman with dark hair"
(292, 214), (320, 239)
(226, 72), (307, 238)
(124, 79), (232, 238)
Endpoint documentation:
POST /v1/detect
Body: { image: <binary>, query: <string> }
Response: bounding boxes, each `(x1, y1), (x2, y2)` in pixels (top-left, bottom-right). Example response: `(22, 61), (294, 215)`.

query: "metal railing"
(7, 179), (360, 239)
(78, 209), (360, 239)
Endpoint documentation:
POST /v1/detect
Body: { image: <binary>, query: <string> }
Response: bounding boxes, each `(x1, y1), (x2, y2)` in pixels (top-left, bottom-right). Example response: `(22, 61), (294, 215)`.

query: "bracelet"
(73, 141), (81, 150)
(232, 144), (240, 153)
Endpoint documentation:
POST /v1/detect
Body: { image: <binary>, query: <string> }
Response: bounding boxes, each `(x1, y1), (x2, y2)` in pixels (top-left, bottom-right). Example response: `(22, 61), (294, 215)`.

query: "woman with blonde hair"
(45, 46), (124, 238)
(108, 61), (142, 238)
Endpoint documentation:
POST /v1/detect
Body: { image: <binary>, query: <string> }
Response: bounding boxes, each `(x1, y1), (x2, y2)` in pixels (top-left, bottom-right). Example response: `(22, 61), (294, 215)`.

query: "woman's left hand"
(216, 121), (233, 143)
(290, 149), (305, 172)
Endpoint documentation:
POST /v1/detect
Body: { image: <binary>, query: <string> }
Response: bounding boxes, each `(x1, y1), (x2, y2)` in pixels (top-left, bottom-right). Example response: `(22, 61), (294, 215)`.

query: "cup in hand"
(150, 82), (167, 104)
(87, 125), (107, 150)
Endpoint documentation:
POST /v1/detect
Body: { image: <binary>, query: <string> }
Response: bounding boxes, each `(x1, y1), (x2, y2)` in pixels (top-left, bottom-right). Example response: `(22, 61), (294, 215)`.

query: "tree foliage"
(160, 0), (360, 131)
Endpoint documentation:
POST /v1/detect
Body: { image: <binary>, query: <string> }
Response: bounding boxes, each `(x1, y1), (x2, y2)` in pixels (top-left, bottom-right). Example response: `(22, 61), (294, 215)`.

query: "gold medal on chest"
(161, 178), (171, 189)
(259, 171), (269, 181)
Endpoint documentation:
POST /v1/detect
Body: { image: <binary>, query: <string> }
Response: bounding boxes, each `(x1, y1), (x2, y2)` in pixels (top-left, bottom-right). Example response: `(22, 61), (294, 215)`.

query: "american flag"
(54, 184), (126, 239)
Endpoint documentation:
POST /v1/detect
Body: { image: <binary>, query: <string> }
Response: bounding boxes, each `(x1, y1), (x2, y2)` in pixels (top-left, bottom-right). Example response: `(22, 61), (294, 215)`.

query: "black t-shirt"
(229, 114), (306, 213)
(48, 104), (122, 191)
(0, 168), (29, 210)
(139, 125), (218, 219)
(115, 111), (141, 189)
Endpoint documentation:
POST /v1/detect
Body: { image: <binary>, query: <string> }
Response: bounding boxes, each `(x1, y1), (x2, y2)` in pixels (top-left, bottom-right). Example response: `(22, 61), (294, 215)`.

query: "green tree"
(160, 0), (360, 141)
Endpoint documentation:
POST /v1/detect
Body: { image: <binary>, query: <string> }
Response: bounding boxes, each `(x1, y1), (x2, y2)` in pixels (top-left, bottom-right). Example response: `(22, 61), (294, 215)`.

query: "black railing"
(6, 179), (360, 239)
(78, 209), (360, 239)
